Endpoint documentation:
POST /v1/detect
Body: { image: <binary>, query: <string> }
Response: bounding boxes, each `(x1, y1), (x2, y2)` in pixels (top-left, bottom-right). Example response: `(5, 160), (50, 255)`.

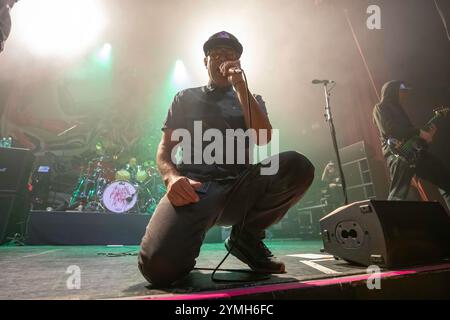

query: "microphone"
(312, 79), (335, 84)
(228, 67), (242, 74)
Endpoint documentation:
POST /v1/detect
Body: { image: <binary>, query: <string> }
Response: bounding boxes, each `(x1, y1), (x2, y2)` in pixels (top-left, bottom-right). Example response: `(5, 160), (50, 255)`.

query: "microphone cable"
(198, 69), (271, 283)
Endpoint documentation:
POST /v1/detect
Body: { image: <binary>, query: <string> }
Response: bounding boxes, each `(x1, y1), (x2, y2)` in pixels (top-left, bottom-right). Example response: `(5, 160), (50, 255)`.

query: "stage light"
(96, 43), (112, 64)
(173, 59), (188, 88)
(13, 0), (106, 57)
(149, 59), (190, 124)
(98, 43), (112, 58)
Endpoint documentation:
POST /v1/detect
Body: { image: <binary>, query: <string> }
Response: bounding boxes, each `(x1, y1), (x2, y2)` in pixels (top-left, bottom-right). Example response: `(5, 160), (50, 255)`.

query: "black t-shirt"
(372, 80), (420, 157)
(163, 84), (268, 180)
(373, 103), (419, 156)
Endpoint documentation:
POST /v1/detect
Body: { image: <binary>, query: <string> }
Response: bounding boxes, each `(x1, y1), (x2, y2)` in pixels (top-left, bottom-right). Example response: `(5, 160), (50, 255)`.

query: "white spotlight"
(13, 0), (106, 57)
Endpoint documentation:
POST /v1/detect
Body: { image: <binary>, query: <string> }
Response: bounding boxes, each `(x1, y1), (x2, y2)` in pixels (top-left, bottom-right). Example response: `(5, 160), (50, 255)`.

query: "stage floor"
(1, 240), (449, 300)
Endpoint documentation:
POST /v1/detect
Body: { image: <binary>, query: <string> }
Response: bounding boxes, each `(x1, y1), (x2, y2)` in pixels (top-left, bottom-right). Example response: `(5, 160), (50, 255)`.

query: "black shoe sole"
(224, 238), (285, 274)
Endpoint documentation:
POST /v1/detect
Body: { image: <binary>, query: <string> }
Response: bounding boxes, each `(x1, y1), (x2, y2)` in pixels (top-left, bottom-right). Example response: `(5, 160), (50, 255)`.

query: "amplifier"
(0, 192), (31, 244)
(0, 147), (35, 193)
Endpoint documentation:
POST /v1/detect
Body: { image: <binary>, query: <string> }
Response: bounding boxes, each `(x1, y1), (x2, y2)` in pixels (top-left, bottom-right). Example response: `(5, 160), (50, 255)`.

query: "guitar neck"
(423, 112), (444, 130)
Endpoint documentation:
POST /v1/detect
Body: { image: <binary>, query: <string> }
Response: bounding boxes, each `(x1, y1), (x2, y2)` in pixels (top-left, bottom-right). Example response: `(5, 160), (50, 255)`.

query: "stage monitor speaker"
(0, 148), (35, 193)
(320, 200), (450, 268)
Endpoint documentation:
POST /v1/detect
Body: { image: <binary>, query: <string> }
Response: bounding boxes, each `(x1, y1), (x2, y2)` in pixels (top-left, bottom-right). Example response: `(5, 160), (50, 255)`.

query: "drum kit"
(68, 139), (165, 214)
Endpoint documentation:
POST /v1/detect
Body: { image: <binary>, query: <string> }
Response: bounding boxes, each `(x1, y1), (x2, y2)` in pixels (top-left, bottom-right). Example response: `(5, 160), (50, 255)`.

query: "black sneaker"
(224, 233), (285, 274)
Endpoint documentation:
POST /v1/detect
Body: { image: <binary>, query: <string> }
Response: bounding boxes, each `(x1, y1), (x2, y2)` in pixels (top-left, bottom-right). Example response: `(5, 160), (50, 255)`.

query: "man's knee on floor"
(138, 252), (192, 287)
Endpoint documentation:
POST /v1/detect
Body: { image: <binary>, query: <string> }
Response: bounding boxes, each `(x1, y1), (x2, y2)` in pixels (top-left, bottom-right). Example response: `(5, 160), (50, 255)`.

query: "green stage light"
(146, 59), (193, 129)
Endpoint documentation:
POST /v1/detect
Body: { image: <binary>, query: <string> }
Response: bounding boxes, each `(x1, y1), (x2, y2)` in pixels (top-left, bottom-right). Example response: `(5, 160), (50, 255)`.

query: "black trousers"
(138, 151), (315, 286)
(387, 152), (450, 209)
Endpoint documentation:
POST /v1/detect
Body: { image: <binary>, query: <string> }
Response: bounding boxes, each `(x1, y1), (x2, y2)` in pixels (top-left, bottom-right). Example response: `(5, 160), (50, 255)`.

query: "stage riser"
(25, 211), (224, 245)
(24, 210), (326, 245)
(25, 211), (150, 245)
(229, 269), (450, 300)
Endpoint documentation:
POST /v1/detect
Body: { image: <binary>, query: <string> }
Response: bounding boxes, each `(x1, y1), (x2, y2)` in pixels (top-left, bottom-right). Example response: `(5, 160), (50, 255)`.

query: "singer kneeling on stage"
(138, 31), (315, 286)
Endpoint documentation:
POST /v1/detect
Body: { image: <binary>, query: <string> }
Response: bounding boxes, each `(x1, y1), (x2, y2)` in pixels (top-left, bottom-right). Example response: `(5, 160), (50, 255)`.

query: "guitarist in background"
(0, 0), (18, 53)
(373, 80), (450, 210)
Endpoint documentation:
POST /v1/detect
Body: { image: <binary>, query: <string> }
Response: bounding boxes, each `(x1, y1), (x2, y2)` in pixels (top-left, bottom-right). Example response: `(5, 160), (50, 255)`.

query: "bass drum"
(102, 181), (137, 213)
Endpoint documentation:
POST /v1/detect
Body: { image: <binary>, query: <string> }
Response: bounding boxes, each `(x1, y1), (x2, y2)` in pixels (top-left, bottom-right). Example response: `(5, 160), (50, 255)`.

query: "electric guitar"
(387, 106), (449, 164)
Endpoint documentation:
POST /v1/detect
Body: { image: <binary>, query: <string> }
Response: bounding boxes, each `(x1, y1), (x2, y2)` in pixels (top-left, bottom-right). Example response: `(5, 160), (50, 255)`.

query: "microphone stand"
(322, 83), (348, 205)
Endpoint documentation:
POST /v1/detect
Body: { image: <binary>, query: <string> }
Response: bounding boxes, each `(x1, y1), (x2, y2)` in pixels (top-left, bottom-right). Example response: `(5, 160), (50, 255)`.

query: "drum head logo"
(103, 182), (137, 213)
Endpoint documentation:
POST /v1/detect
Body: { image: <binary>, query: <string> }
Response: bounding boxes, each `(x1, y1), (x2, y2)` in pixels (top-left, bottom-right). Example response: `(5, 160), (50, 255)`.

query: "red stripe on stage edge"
(131, 263), (450, 300)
